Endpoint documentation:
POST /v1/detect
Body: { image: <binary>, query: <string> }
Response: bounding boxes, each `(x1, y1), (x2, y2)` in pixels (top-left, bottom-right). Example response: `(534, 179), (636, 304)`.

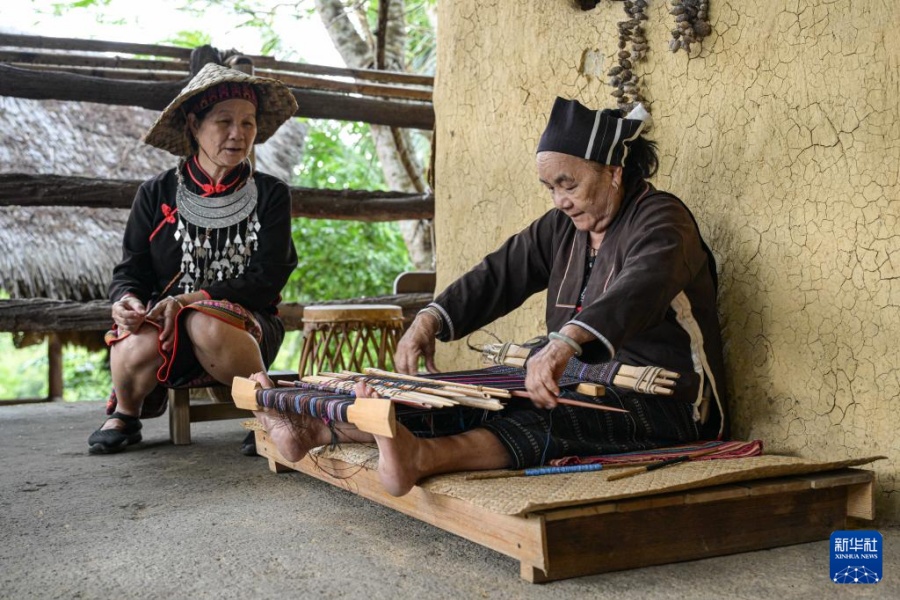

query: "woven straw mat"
(308, 443), (881, 516)
(244, 419), (881, 517)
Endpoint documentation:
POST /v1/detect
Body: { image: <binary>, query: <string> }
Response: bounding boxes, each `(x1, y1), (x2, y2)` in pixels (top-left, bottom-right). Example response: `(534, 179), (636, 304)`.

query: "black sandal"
(88, 412), (143, 455)
(240, 431), (258, 457)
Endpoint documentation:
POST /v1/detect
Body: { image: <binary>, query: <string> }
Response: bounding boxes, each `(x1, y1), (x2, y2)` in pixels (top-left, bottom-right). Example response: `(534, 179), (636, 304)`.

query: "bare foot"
(351, 380), (424, 496)
(249, 371), (275, 388)
(250, 371), (331, 463)
(374, 423), (426, 497)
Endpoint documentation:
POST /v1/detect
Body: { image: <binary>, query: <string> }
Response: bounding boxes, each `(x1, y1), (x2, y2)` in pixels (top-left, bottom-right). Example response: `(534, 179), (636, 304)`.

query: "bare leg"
(104, 325), (162, 430)
(251, 377), (511, 494)
(350, 383), (511, 496)
(355, 383), (510, 496)
(184, 312), (266, 383)
(249, 372), (374, 463)
(375, 426), (510, 497)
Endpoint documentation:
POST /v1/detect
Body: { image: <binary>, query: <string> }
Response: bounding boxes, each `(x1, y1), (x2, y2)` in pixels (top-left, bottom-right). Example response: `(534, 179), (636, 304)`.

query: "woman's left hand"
(524, 341), (575, 409)
(146, 296), (183, 352)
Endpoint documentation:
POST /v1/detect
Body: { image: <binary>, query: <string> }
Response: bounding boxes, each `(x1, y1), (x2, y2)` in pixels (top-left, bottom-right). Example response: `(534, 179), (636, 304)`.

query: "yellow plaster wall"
(434, 0), (900, 520)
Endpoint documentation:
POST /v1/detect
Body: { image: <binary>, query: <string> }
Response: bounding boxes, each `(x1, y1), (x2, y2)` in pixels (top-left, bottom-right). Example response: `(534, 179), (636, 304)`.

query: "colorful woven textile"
(255, 387), (354, 423)
(550, 439), (764, 466)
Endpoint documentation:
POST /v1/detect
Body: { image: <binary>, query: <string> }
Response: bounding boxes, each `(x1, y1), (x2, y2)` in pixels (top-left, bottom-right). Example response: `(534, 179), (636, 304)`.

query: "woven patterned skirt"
(104, 299), (284, 416)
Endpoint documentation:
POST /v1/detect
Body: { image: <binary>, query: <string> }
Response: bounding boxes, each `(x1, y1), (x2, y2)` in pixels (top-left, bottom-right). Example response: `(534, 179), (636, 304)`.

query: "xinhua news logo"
(831, 530), (882, 584)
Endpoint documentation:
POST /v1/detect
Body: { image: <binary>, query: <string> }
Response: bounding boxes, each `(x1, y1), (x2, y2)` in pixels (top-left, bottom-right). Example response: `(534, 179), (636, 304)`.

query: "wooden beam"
(0, 64), (434, 129)
(0, 49), (189, 72)
(289, 188), (434, 221)
(0, 54), (430, 99)
(0, 34), (433, 86)
(7, 63), (186, 82)
(256, 71), (431, 102)
(0, 33), (192, 60)
(0, 294), (433, 333)
(0, 174), (434, 221)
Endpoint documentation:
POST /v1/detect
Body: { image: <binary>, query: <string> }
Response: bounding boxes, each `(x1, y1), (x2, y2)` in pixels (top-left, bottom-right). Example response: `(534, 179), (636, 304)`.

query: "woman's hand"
(112, 296), (147, 332)
(394, 314), (439, 374)
(524, 340), (575, 409)
(146, 296), (184, 352)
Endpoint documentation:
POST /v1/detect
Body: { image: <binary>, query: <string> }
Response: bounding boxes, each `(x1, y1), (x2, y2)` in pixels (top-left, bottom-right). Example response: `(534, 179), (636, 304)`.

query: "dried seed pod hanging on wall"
(668, 0), (713, 53)
(607, 0), (649, 111)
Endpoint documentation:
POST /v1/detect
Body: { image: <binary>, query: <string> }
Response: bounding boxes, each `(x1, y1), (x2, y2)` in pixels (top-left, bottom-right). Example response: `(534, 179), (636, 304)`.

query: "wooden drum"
(298, 304), (404, 376)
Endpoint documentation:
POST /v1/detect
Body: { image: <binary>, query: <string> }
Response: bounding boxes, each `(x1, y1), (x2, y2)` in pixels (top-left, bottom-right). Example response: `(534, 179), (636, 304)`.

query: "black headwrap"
(537, 98), (651, 168)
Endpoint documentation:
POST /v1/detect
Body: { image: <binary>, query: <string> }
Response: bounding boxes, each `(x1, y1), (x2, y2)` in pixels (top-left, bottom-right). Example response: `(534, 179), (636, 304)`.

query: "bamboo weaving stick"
(605, 446), (725, 481)
(363, 368), (513, 398)
(465, 463), (605, 480)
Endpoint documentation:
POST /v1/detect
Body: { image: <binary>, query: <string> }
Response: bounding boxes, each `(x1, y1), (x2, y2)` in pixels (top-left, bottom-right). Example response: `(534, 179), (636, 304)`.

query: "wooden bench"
(168, 385), (251, 445)
(251, 429), (877, 583)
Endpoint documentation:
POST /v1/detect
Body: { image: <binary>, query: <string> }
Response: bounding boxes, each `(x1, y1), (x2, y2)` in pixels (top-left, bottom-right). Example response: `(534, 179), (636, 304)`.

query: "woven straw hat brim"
(142, 63), (299, 157)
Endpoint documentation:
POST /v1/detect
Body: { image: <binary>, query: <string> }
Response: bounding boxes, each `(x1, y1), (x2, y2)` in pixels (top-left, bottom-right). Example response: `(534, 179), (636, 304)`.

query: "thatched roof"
(0, 95), (306, 301)
(0, 206), (127, 301)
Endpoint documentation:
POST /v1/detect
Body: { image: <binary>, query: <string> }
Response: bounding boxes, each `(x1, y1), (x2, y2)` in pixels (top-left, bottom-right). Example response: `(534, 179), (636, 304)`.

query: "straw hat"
(143, 63), (299, 157)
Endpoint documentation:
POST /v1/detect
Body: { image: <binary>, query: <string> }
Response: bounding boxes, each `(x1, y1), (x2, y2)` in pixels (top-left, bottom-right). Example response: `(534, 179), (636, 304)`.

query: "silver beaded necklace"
(173, 159), (260, 292)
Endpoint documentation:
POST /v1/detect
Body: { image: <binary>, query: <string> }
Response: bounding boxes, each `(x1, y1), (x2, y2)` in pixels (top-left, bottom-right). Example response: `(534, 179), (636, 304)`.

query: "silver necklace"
(175, 160), (258, 229)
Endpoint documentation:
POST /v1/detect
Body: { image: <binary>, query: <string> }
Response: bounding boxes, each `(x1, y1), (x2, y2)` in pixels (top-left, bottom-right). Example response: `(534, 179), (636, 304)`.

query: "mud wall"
(433, 1), (899, 519)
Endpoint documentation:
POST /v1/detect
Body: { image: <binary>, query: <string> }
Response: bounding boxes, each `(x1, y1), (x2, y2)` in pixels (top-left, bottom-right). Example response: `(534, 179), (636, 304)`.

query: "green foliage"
(406, 14), (437, 74)
(0, 335), (111, 401)
(272, 118), (413, 372)
(177, 0), (306, 59)
(0, 334), (46, 398)
(162, 30), (213, 49)
(54, 0), (111, 11)
(63, 346), (113, 401)
(285, 218), (411, 302)
(282, 119), (412, 304)
(297, 119), (387, 190)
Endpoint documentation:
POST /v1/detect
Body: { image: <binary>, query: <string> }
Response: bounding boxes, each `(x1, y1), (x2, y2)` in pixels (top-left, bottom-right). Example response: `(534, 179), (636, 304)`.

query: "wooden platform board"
(253, 430), (875, 583)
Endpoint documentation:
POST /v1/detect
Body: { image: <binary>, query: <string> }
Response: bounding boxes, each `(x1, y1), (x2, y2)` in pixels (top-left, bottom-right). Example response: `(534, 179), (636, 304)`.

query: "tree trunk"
(315, 0), (434, 269)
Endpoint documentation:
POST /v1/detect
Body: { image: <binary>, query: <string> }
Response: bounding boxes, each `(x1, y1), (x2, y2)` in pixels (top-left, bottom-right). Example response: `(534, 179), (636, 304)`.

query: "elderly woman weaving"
(254, 98), (727, 496)
(88, 64), (299, 454)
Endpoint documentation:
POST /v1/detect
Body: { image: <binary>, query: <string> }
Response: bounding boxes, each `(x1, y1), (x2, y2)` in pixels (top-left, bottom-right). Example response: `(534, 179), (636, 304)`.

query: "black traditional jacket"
(430, 180), (727, 436)
(109, 167), (298, 314)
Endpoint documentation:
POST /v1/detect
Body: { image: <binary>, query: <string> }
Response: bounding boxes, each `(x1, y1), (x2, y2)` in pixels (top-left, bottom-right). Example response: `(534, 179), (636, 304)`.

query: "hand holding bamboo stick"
(480, 342), (681, 396)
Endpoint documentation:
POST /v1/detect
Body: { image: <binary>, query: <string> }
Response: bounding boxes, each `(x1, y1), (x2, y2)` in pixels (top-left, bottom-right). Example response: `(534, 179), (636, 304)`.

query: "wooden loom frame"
(251, 427), (875, 583)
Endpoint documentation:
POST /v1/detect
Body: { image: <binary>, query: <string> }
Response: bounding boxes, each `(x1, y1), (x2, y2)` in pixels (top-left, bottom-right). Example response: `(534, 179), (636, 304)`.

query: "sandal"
(240, 431), (258, 457)
(88, 412), (143, 455)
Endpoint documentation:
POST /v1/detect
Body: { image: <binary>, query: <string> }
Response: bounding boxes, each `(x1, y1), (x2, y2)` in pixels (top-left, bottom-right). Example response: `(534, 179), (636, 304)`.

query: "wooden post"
(168, 388), (192, 445)
(47, 333), (63, 401)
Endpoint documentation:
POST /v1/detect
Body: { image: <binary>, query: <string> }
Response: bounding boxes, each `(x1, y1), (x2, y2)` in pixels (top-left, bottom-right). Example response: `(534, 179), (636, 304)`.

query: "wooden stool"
(298, 304), (404, 376)
(168, 384), (249, 446)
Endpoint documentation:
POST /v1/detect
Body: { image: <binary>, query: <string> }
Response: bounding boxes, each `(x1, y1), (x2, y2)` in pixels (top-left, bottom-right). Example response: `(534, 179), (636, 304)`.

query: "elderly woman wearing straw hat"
(88, 64), (299, 454)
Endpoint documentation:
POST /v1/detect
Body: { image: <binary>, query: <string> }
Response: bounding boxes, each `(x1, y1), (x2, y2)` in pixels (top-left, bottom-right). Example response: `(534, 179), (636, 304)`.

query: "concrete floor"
(1, 400), (896, 600)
